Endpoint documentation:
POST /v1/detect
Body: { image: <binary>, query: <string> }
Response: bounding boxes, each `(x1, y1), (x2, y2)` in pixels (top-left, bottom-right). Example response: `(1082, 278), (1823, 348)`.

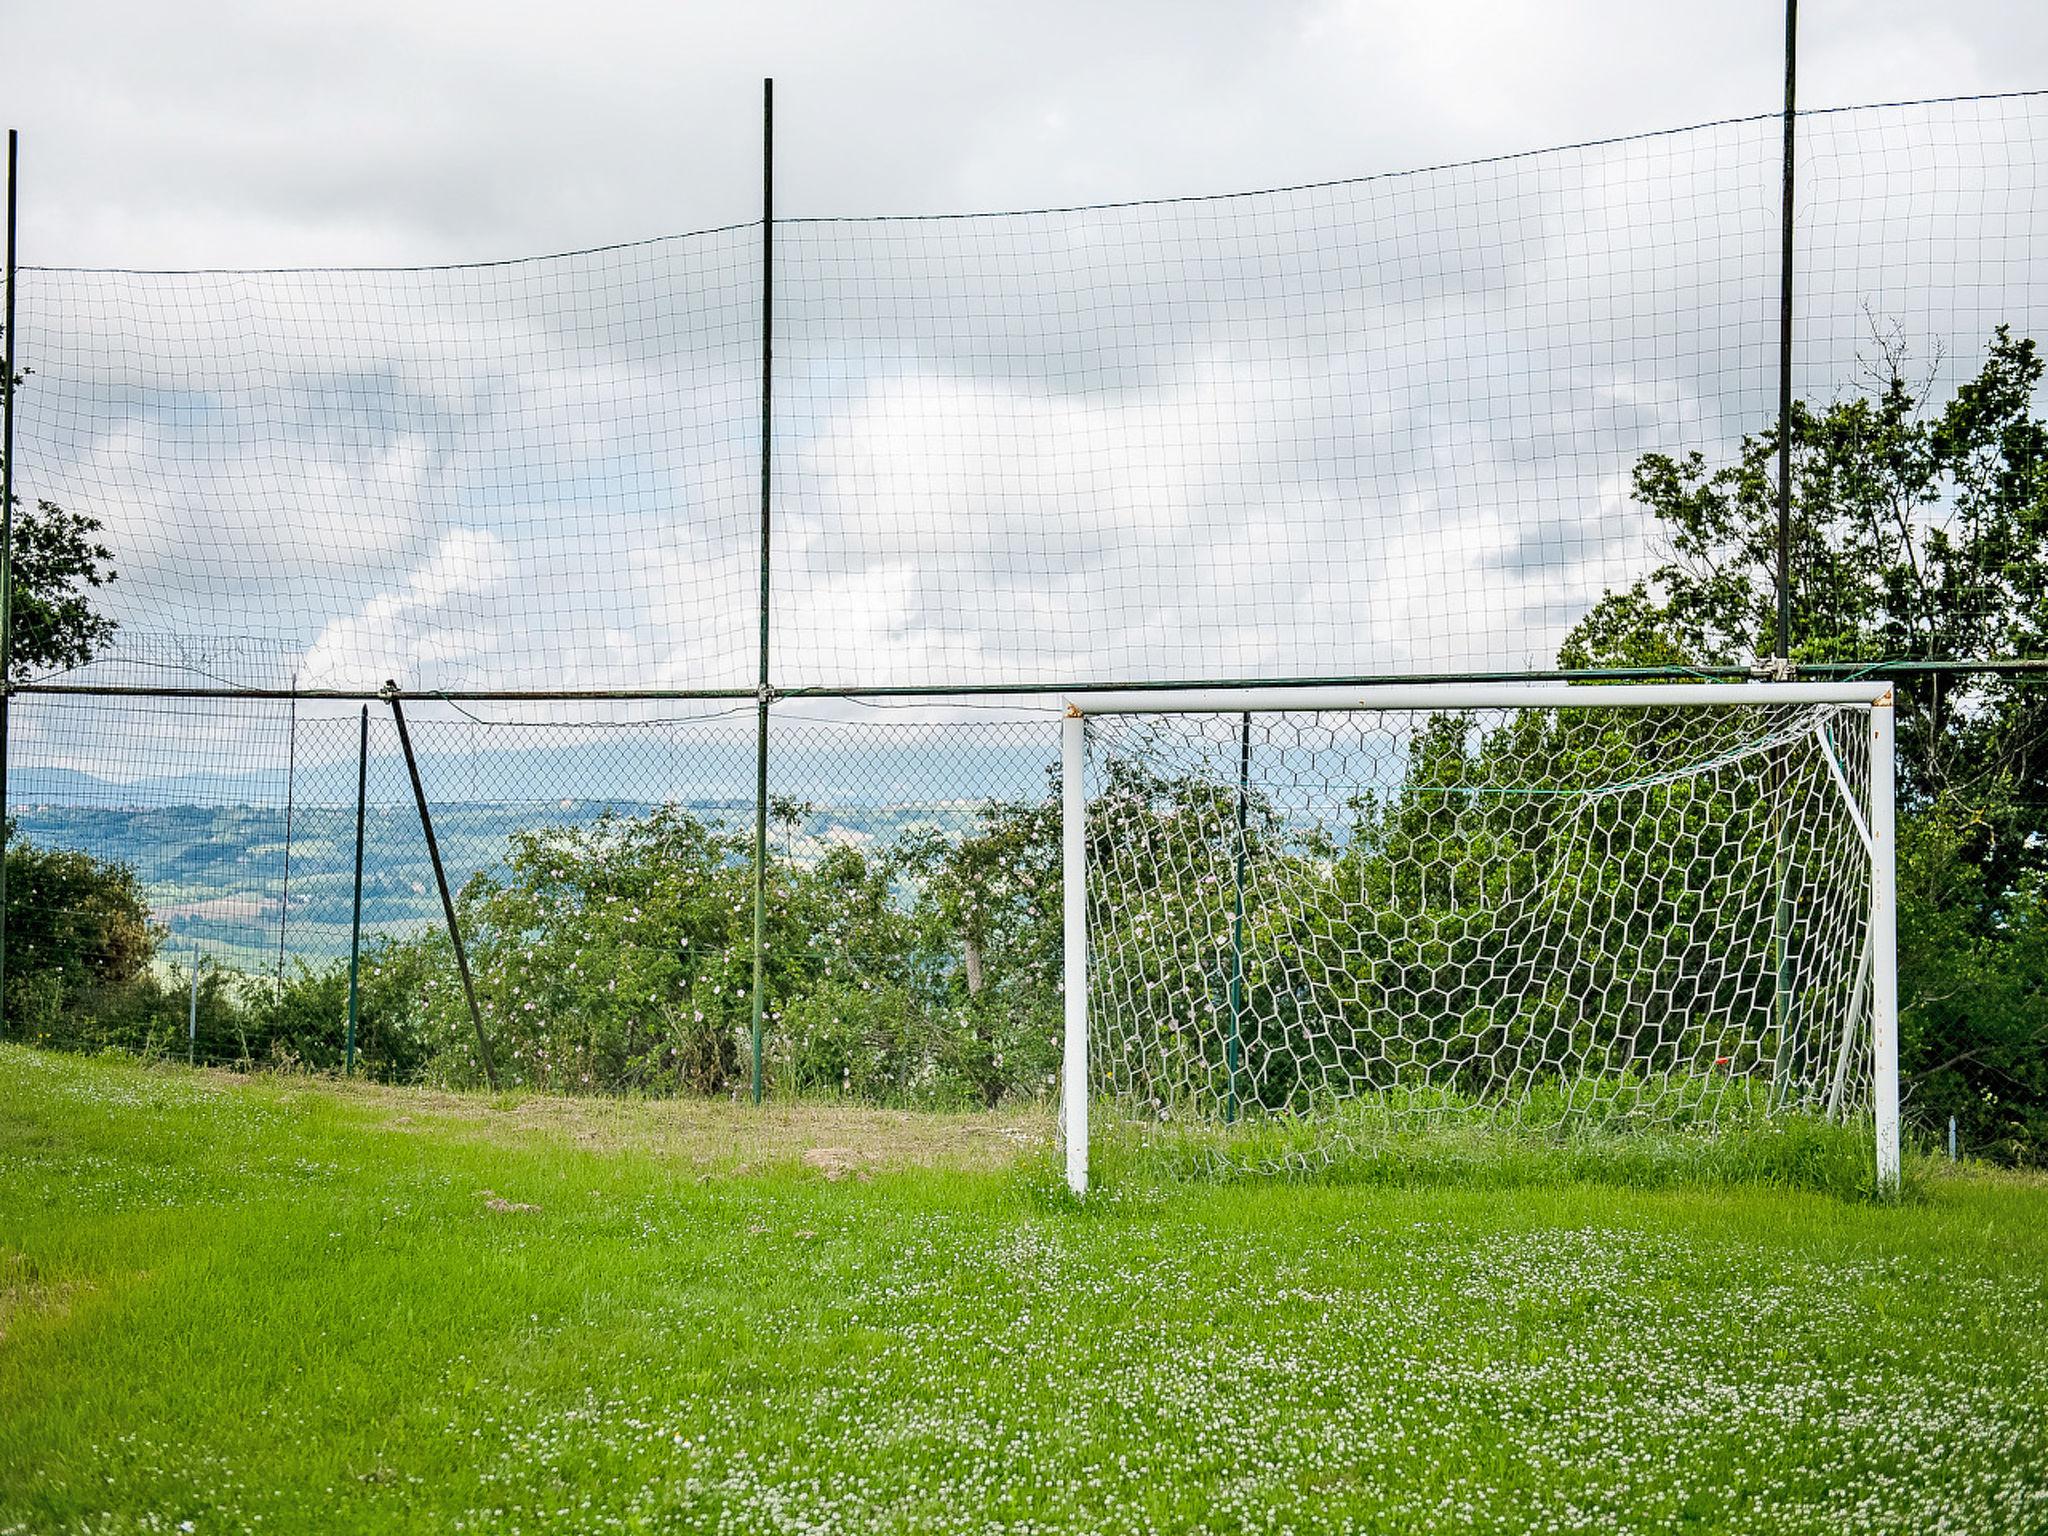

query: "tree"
(1, 836), (158, 1039)
(8, 496), (117, 680)
(901, 782), (1064, 1107)
(1561, 326), (2047, 809)
(2, 337), (133, 1042)
(1562, 327), (2048, 1160)
(3, 341), (119, 680)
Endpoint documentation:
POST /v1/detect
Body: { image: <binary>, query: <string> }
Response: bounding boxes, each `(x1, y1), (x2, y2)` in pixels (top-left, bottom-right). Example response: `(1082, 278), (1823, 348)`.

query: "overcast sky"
(7, 1), (2046, 805)
(11, 0), (2048, 269)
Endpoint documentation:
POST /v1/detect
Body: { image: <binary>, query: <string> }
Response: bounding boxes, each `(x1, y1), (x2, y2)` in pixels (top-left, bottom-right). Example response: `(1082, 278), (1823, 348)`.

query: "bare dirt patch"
(203, 1067), (1051, 1176)
(802, 1147), (870, 1182)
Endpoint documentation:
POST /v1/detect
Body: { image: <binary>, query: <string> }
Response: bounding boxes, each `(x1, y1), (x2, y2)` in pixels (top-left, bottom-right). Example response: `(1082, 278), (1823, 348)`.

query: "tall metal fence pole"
(1776, 0), (1798, 662)
(750, 76), (775, 1105)
(1772, 0), (1801, 1093)
(0, 130), (18, 1031)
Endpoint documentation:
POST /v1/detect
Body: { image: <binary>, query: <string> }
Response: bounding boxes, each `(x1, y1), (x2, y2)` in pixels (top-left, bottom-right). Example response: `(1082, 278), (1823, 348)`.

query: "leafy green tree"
(7, 497), (117, 680)
(1564, 327), (2048, 1159)
(901, 780), (1064, 1107)
(1, 836), (159, 1040)
(1307, 706), (1823, 1122)
(779, 839), (924, 1098)
(2, 341), (134, 1043)
(367, 804), (946, 1100)
(427, 805), (759, 1092)
(3, 342), (119, 679)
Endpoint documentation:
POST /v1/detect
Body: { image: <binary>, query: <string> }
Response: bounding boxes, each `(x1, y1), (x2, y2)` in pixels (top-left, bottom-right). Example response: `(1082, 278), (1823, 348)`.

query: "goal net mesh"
(1081, 701), (1875, 1169)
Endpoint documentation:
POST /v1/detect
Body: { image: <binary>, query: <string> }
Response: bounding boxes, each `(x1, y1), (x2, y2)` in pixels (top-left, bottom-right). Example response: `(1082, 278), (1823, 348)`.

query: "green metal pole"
(1770, 0), (1799, 1103)
(750, 78), (775, 1105)
(387, 686), (498, 1090)
(1, 131), (19, 1032)
(1775, 0), (1797, 667)
(1227, 712), (1250, 1123)
(345, 704), (367, 1075)
(276, 682), (298, 996)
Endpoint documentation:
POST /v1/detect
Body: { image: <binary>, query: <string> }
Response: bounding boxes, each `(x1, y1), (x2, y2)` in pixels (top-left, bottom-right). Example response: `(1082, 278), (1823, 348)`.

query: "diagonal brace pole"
(386, 683), (499, 1090)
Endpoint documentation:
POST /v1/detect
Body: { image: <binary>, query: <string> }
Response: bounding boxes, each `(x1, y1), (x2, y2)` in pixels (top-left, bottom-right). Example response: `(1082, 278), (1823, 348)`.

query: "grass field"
(3, 1045), (2046, 1534)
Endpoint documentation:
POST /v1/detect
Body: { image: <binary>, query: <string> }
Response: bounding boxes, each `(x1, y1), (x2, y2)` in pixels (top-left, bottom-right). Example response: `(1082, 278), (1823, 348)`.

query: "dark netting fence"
(13, 96), (2043, 693)
(3, 95), (2044, 1143)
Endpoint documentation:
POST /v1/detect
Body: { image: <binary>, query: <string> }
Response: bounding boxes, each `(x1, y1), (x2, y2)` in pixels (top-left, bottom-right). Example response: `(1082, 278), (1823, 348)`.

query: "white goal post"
(1061, 682), (1898, 1196)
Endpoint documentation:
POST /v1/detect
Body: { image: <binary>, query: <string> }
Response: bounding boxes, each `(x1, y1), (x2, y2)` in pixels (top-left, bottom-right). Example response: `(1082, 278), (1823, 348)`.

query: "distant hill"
(9, 796), (998, 974)
(8, 731), (1057, 809)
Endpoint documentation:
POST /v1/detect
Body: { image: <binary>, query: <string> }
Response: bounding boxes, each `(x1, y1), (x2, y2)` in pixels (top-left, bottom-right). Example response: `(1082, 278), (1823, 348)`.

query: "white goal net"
(1059, 685), (1898, 1192)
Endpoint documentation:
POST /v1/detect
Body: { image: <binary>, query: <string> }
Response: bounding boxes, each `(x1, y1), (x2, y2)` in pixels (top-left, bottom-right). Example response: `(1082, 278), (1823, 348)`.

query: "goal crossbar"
(1060, 682), (1898, 1197)
(1066, 681), (1895, 715)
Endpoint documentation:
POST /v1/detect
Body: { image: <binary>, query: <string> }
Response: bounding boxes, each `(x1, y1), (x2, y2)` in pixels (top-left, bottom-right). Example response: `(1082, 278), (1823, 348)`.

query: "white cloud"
(3, 3), (2042, 803)
(9, 1), (2045, 267)
(299, 527), (512, 688)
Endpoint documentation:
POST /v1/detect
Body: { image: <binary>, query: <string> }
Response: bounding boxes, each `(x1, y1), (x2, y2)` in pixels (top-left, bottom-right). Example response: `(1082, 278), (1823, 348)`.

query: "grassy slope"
(2, 1046), (2045, 1535)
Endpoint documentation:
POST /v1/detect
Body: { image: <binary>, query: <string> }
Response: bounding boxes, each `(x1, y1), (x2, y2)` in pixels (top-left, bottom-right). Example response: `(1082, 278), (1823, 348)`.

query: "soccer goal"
(1060, 683), (1898, 1195)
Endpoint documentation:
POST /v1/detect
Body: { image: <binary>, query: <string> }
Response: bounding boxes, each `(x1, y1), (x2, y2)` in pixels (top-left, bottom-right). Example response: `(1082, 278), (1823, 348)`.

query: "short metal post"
(276, 681), (298, 995)
(387, 685), (499, 1090)
(1948, 1115), (1957, 1163)
(1226, 712), (1250, 1123)
(1870, 692), (1900, 1194)
(345, 704), (367, 1075)
(1062, 709), (1088, 1197)
(188, 950), (200, 1066)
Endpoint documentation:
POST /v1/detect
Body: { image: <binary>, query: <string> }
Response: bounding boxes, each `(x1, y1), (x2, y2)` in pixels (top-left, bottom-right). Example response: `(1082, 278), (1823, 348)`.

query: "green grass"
(1097, 1077), (1892, 1198)
(3, 1046), (2046, 1534)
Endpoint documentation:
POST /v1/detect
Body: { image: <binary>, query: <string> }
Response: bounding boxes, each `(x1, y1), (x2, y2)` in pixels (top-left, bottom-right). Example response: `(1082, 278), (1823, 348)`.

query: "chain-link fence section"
(5, 693), (1072, 1102)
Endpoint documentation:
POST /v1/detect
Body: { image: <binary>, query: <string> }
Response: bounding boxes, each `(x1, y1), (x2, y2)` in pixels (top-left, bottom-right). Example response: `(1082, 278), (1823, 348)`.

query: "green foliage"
(1563, 327), (2048, 1161)
(2, 349), (120, 679)
(0, 817), (451, 1079)
(1, 828), (159, 1042)
(1895, 797), (2048, 1163)
(425, 806), (760, 1092)
(780, 976), (917, 1100)
(5, 497), (118, 680)
(901, 780), (1064, 1106)
(1560, 326), (2048, 678)
(349, 800), (1062, 1107)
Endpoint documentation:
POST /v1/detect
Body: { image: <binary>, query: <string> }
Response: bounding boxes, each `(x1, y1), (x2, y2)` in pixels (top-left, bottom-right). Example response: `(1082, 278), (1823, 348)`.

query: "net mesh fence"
(8, 95), (2043, 693)
(1, 94), (2040, 1136)
(1081, 701), (1876, 1170)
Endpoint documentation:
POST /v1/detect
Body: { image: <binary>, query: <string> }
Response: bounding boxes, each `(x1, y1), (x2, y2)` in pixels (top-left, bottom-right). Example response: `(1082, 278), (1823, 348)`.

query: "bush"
(2, 832), (161, 1046)
(780, 976), (917, 1100)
